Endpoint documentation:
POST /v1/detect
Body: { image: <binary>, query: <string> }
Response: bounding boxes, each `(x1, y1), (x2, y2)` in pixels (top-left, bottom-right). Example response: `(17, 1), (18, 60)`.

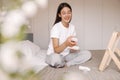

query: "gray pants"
(45, 50), (91, 68)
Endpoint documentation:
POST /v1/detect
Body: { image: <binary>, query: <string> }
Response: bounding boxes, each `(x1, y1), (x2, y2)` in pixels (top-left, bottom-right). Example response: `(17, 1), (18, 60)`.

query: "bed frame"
(24, 33), (33, 42)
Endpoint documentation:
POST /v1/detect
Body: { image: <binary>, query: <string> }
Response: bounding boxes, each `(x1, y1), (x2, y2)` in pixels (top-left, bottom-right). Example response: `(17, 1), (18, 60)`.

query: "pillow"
(18, 40), (48, 73)
(18, 40), (41, 56)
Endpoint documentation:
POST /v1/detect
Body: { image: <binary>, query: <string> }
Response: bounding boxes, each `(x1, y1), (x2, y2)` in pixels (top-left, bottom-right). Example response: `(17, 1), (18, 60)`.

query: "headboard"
(24, 33), (33, 42)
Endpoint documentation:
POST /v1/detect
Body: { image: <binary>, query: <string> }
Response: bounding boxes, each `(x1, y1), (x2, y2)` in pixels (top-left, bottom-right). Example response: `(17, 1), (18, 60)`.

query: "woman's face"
(59, 7), (72, 24)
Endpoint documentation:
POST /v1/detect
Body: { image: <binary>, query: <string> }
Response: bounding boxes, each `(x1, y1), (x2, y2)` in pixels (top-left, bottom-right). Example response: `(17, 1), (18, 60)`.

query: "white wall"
(30, 8), (49, 49)
(30, 0), (120, 50)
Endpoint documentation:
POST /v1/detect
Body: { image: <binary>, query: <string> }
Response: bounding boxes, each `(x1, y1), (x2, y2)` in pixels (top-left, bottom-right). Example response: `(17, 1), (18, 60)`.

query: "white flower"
(63, 72), (87, 80)
(1, 10), (26, 38)
(0, 70), (9, 80)
(19, 57), (34, 73)
(0, 11), (7, 23)
(21, 1), (38, 18)
(0, 41), (20, 73)
(35, 0), (48, 8)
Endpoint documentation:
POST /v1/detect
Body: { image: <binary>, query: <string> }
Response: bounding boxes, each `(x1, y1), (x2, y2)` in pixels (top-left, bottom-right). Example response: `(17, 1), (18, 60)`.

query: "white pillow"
(18, 40), (41, 56)
(18, 40), (48, 73)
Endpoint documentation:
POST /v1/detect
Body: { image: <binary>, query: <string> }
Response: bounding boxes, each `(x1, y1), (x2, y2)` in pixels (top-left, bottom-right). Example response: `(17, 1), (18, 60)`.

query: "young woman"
(46, 2), (91, 68)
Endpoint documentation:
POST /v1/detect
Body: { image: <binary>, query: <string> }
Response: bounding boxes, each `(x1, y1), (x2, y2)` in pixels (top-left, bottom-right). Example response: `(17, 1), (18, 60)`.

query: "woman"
(46, 2), (91, 68)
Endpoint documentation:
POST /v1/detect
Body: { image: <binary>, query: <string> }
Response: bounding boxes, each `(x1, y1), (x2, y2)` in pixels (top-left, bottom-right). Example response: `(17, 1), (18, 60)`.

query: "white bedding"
(18, 40), (48, 73)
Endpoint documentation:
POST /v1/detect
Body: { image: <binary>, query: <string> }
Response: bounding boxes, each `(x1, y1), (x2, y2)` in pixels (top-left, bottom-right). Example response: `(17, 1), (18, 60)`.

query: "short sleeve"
(72, 25), (76, 36)
(50, 26), (60, 38)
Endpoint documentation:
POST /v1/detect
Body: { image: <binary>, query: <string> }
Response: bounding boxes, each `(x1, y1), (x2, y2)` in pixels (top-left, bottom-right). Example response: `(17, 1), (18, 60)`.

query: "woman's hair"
(53, 2), (72, 25)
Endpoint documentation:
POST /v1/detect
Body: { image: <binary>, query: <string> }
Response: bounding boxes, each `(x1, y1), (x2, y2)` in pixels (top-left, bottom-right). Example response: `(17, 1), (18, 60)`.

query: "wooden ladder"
(99, 32), (120, 71)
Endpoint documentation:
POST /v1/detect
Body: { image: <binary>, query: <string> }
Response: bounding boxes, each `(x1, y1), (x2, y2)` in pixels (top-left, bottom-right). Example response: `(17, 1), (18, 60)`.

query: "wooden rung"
(99, 32), (120, 71)
(99, 50), (111, 71)
(115, 48), (120, 56)
(109, 48), (120, 70)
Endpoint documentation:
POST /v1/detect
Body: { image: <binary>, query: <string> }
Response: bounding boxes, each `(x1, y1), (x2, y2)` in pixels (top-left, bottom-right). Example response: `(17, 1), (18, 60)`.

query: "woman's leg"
(45, 53), (65, 68)
(65, 50), (92, 67)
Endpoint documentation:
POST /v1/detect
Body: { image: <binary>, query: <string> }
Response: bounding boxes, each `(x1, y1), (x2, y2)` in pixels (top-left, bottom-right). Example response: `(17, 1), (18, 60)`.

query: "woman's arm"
(52, 36), (77, 54)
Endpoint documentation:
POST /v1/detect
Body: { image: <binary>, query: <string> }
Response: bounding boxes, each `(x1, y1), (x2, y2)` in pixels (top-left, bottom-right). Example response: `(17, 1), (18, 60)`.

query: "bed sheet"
(31, 50), (48, 73)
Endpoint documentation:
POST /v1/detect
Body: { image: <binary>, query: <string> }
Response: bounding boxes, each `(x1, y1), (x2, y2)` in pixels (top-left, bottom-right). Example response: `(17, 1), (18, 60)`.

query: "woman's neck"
(61, 21), (69, 28)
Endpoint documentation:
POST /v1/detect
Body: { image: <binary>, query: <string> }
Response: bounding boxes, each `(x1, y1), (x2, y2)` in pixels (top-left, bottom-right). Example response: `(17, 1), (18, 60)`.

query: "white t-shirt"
(47, 22), (76, 56)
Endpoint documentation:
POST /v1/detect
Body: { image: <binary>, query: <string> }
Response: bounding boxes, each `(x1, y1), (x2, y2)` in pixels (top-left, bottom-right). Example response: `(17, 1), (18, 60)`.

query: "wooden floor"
(32, 50), (120, 80)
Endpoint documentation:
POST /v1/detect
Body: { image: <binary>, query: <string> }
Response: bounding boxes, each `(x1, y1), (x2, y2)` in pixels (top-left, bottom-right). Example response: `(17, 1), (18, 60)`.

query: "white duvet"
(18, 40), (48, 73)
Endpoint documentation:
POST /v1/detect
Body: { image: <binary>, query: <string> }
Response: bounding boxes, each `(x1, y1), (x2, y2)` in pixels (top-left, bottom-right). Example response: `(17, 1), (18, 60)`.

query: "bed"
(19, 33), (48, 73)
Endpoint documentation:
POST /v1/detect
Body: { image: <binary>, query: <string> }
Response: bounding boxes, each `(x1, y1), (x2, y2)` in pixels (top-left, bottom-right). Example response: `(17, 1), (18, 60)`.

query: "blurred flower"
(0, 70), (9, 80)
(0, 11), (7, 23)
(1, 10), (26, 38)
(0, 41), (20, 73)
(0, 0), (49, 80)
(35, 0), (48, 8)
(0, 41), (35, 79)
(21, 1), (38, 18)
(63, 72), (88, 80)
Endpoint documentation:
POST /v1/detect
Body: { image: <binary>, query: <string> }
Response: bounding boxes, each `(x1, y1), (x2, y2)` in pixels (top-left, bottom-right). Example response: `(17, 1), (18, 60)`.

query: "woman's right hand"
(65, 36), (77, 47)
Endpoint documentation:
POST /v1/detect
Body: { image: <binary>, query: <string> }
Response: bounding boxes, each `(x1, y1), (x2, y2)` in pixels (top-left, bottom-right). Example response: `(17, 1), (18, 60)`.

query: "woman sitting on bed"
(46, 2), (91, 68)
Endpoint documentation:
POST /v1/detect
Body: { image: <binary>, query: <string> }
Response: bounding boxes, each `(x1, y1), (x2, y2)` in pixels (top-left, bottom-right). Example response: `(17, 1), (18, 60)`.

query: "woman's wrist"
(64, 40), (68, 47)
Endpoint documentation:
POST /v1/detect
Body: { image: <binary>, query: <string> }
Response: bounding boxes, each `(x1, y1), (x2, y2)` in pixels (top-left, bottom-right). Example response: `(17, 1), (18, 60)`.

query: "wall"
(30, 7), (49, 49)
(30, 0), (120, 50)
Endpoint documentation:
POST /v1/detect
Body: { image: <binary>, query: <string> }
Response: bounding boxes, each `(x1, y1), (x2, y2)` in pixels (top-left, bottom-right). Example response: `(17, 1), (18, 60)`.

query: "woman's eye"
(62, 12), (66, 15)
(62, 12), (71, 15)
(68, 11), (71, 14)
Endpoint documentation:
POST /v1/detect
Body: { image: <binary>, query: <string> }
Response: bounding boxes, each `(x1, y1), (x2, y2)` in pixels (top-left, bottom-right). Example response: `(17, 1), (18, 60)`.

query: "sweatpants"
(45, 50), (92, 68)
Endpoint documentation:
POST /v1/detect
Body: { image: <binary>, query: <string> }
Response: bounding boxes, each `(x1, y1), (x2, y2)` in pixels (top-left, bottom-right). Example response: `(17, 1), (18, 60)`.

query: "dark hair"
(53, 2), (72, 25)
